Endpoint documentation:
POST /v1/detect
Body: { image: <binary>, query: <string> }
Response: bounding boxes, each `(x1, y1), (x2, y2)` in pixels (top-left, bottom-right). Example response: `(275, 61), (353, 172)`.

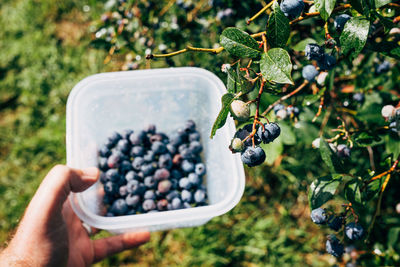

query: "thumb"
(29, 165), (99, 215)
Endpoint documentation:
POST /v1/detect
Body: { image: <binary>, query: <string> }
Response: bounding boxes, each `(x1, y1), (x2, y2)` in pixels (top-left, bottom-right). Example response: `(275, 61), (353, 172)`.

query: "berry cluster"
(305, 43), (337, 71)
(230, 122), (281, 167)
(310, 207), (364, 258)
(381, 105), (400, 134)
(273, 103), (301, 120)
(98, 120), (207, 216)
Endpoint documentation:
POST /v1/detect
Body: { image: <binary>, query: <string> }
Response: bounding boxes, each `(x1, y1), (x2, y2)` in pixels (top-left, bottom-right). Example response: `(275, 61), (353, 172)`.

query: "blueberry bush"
(1, 0), (400, 266)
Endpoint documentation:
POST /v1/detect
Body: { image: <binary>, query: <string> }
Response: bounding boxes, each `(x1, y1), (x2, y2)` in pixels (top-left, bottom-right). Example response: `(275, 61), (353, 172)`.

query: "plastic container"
(66, 67), (245, 234)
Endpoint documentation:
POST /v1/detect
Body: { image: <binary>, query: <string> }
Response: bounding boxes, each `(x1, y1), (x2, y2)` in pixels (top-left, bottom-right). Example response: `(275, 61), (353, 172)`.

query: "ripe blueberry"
(326, 235), (344, 258)
(345, 222), (364, 240)
(310, 208), (327, 224)
(334, 14), (351, 32)
(305, 43), (324, 61)
(281, 0), (305, 19)
(241, 146), (266, 167)
(317, 54), (337, 71)
(302, 65), (319, 82)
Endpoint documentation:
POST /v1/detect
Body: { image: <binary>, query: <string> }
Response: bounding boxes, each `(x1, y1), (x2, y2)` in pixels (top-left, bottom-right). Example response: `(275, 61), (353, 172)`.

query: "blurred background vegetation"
(0, 0), (399, 266)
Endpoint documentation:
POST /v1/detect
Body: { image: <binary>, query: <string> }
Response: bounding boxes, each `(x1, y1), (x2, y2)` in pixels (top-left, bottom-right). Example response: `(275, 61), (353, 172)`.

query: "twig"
(367, 146), (376, 172)
(312, 96), (325, 122)
(365, 156), (399, 185)
(290, 4), (351, 24)
(261, 80), (309, 116)
(159, 0), (175, 16)
(247, 0), (275, 25)
(146, 46), (224, 59)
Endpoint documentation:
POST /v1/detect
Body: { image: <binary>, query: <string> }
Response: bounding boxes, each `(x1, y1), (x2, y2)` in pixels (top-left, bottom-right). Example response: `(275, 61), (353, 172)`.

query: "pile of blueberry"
(230, 122), (281, 167)
(98, 120), (207, 216)
(310, 207), (365, 258)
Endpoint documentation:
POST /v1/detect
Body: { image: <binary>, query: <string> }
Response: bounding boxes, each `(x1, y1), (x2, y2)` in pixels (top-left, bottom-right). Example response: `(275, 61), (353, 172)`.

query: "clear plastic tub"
(66, 67), (245, 234)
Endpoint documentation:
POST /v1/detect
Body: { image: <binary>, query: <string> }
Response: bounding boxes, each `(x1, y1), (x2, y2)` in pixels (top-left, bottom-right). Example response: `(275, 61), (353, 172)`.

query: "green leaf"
(279, 122), (296, 145)
(340, 17), (370, 59)
(226, 67), (254, 94)
(319, 139), (344, 174)
(385, 135), (400, 159)
(353, 132), (383, 147)
(362, 178), (382, 202)
(350, 0), (370, 16)
(308, 175), (342, 209)
(220, 27), (261, 58)
(375, 0), (390, 8)
(302, 87), (326, 106)
(292, 38), (317, 52)
(345, 180), (363, 205)
(366, 40), (400, 60)
(260, 137), (283, 165)
(314, 0), (337, 21)
(260, 48), (294, 85)
(210, 93), (235, 138)
(266, 2), (290, 48)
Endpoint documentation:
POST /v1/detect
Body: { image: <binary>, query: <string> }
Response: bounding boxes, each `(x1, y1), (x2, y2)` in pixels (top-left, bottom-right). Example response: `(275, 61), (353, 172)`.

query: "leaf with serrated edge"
(260, 48), (293, 84)
(220, 27), (261, 58)
(314, 0), (337, 21)
(340, 18), (370, 59)
(267, 2), (290, 48)
(210, 93), (235, 138)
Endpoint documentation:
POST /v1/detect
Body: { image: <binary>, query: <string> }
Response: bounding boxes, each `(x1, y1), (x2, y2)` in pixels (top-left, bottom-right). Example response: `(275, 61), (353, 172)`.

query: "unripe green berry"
(230, 137), (244, 153)
(230, 100), (250, 121)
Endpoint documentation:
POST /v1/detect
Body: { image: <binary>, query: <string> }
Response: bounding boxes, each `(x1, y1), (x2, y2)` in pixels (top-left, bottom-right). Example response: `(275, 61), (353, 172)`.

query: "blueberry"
(188, 173), (201, 186)
(144, 190), (156, 200)
(119, 160), (132, 173)
(181, 190), (192, 202)
(99, 145), (111, 157)
(116, 139), (130, 154)
(189, 132), (201, 142)
(143, 151), (155, 162)
(103, 194), (114, 205)
(132, 157), (145, 171)
(194, 189), (206, 203)
(328, 216), (343, 231)
(302, 65), (319, 82)
(353, 93), (365, 104)
(130, 146), (145, 157)
(258, 123), (281, 143)
(119, 185), (128, 197)
(99, 172), (109, 183)
(157, 199), (169, 211)
(337, 144), (351, 158)
(108, 132), (122, 146)
(144, 176), (156, 189)
(121, 129), (133, 139)
(104, 181), (118, 195)
(181, 160), (195, 173)
(184, 120), (196, 132)
(181, 148), (195, 160)
(158, 180), (172, 193)
(170, 169), (183, 179)
(169, 131), (184, 147)
(166, 144), (176, 155)
(390, 121), (398, 133)
(129, 131), (146, 145)
(141, 163), (155, 176)
(142, 199), (156, 211)
(166, 190), (180, 201)
(144, 124), (156, 134)
(310, 208), (327, 224)
(345, 222), (364, 240)
(326, 235), (344, 258)
(171, 197), (182, 209)
(125, 170), (139, 181)
(273, 104), (285, 114)
(107, 153), (121, 169)
(317, 54), (337, 71)
(110, 199), (128, 216)
(154, 168), (170, 181)
(305, 43), (325, 61)
(106, 169), (120, 183)
(125, 194), (140, 206)
(234, 124), (262, 147)
(194, 163), (206, 176)
(152, 141), (167, 154)
(159, 154), (172, 169)
(189, 141), (203, 154)
(178, 144), (189, 153)
(98, 157), (108, 171)
(281, 0), (305, 19)
(149, 133), (163, 143)
(376, 61), (390, 74)
(334, 14), (351, 32)
(126, 209), (137, 215)
(241, 146), (266, 167)
(105, 212), (114, 217)
(179, 177), (191, 190)
(126, 179), (139, 193)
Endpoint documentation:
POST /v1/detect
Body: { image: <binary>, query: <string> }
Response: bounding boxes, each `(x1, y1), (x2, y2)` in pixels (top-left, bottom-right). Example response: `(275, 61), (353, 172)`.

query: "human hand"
(0, 165), (150, 266)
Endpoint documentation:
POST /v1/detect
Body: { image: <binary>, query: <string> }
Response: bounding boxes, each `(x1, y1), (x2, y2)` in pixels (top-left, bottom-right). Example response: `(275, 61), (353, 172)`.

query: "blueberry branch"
(364, 156), (399, 186)
(246, 0), (276, 25)
(146, 46), (224, 59)
(261, 80), (309, 117)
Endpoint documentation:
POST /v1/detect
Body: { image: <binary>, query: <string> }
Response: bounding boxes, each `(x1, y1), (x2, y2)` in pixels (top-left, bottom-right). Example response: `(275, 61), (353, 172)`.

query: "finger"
(93, 232), (150, 262)
(28, 165), (99, 216)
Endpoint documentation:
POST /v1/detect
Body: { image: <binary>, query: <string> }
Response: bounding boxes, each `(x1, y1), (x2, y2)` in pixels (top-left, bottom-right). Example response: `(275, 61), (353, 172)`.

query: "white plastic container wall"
(66, 67), (245, 234)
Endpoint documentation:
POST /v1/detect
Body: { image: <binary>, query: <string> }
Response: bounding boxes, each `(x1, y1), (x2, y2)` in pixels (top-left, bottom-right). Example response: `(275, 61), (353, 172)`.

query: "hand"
(0, 165), (150, 266)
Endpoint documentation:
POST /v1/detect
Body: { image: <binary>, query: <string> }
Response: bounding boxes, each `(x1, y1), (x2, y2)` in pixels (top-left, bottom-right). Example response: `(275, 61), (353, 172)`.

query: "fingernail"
(81, 167), (99, 180)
